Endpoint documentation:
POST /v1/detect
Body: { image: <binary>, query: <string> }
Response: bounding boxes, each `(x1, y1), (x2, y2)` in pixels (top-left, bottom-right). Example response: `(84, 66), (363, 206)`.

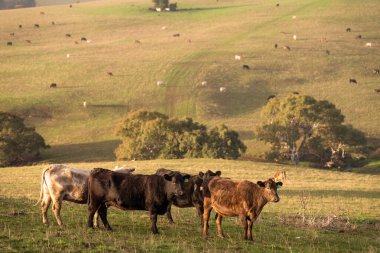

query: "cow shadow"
(42, 140), (121, 163)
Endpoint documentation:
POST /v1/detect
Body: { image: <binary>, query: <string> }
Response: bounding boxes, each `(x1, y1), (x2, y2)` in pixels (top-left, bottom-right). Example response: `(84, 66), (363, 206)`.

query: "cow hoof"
(218, 234), (225, 239)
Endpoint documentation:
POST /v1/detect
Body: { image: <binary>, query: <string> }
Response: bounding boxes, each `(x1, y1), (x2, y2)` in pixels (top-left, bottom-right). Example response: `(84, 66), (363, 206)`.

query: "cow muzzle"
(177, 190), (184, 196)
(273, 196), (280, 203)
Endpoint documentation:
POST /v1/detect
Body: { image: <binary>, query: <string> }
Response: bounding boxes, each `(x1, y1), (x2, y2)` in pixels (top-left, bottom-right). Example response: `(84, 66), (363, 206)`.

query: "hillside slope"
(0, 0), (379, 161)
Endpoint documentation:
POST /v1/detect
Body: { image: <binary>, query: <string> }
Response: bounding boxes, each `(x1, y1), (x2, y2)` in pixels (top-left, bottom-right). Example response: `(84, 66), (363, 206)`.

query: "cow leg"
(202, 198), (212, 239)
(87, 201), (100, 229)
(166, 203), (174, 224)
(216, 214), (225, 238)
(194, 202), (204, 226)
(94, 211), (100, 228)
(52, 197), (63, 226)
(240, 214), (248, 240)
(247, 219), (253, 241)
(41, 193), (51, 225)
(149, 211), (159, 234)
(98, 204), (112, 231)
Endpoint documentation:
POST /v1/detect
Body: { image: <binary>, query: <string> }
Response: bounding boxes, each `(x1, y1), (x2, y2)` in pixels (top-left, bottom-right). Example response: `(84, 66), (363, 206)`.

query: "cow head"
(257, 179), (282, 203)
(199, 170), (221, 180)
(164, 173), (191, 198)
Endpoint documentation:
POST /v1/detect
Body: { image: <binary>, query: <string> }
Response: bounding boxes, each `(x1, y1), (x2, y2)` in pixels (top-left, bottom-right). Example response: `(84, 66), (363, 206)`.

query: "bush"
(115, 110), (246, 160)
(0, 112), (48, 167)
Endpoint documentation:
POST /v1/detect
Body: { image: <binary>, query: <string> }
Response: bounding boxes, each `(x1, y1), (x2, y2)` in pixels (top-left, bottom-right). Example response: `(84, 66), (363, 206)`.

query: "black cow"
(81, 37), (87, 41)
(87, 168), (190, 234)
(155, 168), (221, 226)
(243, 65), (250, 70)
(349, 78), (357, 84)
(274, 43), (278, 49)
(34, 24), (40, 28)
(173, 33), (180, 37)
(50, 83), (57, 88)
(346, 28), (351, 32)
(7, 42), (12, 46)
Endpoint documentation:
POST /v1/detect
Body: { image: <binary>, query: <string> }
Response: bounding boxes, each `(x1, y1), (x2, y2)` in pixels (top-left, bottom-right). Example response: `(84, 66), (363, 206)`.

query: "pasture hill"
(0, 1), (380, 252)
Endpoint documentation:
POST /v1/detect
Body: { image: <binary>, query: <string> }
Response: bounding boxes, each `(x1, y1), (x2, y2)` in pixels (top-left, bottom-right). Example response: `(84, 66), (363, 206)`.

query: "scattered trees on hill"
(256, 94), (367, 169)
(0, 112), (48, 167)
(115, 110), (246, 160)
(0, 0), (36, 10)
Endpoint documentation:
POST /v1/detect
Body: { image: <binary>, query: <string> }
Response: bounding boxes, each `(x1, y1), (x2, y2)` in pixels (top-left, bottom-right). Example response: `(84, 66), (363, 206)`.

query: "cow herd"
(37, 164), (284, 240)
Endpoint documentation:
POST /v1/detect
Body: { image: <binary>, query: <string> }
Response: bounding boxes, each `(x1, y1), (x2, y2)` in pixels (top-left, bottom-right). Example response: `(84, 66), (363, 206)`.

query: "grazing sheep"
(19, 25), (22, 28)
(83, 101), (87, 108)
(283, 45), (291, 50)
(34, 24), (40, 28)
(201, 81), (207, 86)
(274, 43), (278, 48)
(66, 54), (70, 58)
(374, 89), (380, 93)
(156, 7), (162, 12)
(292, 16), (296, 19)
(293, 35), (297, 40)
(25, 40), (31, 43)
(7, 42), (12, 46)
(373, 69), (380, 74)
(219, 87), (226, 93)
(356, 35), (362, 39)
(349, 79), (357, 84)
(165, 8), (170, 11)
(161, 26), (167, 30)
(267, 95), (276, 101)
(365, 42), (372, 47)
(235, 55), (242, 60)
(173, 33), (180, 37)
(346, 28), (351, 32)
(65, 34), (72, 38)
(326, 50), (330, 55)
(50, 83), (57, 88)
(243, 65), (250, 70)
(157, 81), (164, 86)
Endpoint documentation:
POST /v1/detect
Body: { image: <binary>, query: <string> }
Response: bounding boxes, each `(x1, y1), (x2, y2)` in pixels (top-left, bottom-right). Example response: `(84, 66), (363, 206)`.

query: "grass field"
(0, 0), (379, 160)
(0, 159), (379, 252)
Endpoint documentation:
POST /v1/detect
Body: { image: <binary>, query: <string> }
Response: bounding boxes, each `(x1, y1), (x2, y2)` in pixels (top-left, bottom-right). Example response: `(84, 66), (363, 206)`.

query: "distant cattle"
(107, 72), (113, 76)
(25, 40), (31, 43)
(276, 3), (280, 7)
(75, 41), (79, 44)
(219, 87), (226, 93)
(7, 42), (12, 46)
(243, 64), (250, 70)
(34, 24), (40, 28)
(40, 11), (45, 15)
(87, 168), (190, 233)
(356, 35), (362, 39)
(293, 91), (300, 95)
(155, 168), (221, 226)
(283, 45), (291, 50)
(235, 55), (241, 60)
(202, 177), (282, 240)
(51, 21), (55, 25)
(65, 34), (72, 38)
(346, 28), (351, 32)
(326, 50), (330, 55)
(19, 25), (22, 28)
(274, 43), (278, 48)
(373, 69), (380, 74)
(37, 164), (135, 226)
(69, 4), (72, 8)
(10, 32), (14, 36)
(50, 83), (57, 88)
(135, 40), (141, 44)
(374, 89), (380, 93)
(267, 95), (276, 101)
(81, 37), (87, 42)
(349, 79), (357, 84)
(173, 33), (180, 37)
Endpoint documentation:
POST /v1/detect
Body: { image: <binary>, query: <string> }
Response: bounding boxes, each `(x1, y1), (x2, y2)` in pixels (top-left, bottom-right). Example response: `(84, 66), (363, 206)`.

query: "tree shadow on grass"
(282, 189), (380, 199)
(42, 140), (121, 163)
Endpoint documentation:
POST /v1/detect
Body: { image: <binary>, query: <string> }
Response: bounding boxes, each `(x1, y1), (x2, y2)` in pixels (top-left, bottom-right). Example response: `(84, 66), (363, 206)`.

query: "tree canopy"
(0, 112), (48, 167)
(256, 94), (367, 168)
(115, 110), (246, 160)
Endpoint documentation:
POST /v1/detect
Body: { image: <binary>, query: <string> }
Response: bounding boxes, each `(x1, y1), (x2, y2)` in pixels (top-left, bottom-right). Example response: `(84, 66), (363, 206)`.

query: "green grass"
(0, 0), (379, 160)
(0, 159), (379, 252)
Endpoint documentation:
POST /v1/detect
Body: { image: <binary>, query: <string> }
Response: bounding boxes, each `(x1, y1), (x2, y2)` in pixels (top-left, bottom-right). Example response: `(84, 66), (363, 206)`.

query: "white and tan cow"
(37, 164), (135, 226)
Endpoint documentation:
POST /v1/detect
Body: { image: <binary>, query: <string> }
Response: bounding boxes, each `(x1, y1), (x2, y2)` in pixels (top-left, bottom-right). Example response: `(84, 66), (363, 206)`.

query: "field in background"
(0, 0), (379, 161)
(0, 159), (379, 252)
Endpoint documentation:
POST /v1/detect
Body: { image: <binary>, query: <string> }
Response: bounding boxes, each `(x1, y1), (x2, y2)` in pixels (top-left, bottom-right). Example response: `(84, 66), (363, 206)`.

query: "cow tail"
(34, 167), (49, 206)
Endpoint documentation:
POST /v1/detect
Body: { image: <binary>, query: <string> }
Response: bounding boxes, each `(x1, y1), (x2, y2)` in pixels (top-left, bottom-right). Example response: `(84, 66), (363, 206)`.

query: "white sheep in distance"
(365, 42), (372, 47)
(157, 80), (164, 86)
(201, 81), (207, 86)
(220, 87), (226, 93)
(235, 55), (241, 60)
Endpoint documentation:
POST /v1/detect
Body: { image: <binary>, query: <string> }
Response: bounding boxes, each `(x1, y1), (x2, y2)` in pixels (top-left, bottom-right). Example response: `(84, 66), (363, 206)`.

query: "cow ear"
(276, 182), (283, 189)
(164, 174), (172, 181)
(215, 171), (221, 176)
(183, 175), (191, 181)
(198, 172), (204, 177)
(257, 181), (265, 187)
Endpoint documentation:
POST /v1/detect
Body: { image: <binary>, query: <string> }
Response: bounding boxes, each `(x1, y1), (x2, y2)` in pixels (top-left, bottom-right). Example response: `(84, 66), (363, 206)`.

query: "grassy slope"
(0, 0), (379, 161)
(0, 159), (379, 252)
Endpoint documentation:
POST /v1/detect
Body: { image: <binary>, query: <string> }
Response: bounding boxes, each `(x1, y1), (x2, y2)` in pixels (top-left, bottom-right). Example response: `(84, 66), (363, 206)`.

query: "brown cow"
(37, 164), (134, 226)
(87, 168), (190, 233)
(155, 168), (221, 225)
(202, 177), (282, 240)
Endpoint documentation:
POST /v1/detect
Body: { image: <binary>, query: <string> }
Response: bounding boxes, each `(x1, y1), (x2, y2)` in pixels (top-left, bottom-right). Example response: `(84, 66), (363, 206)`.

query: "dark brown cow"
(87, 168), (190, 234)
(202, 177), (282, 240)
(155, 168), (221, 225)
